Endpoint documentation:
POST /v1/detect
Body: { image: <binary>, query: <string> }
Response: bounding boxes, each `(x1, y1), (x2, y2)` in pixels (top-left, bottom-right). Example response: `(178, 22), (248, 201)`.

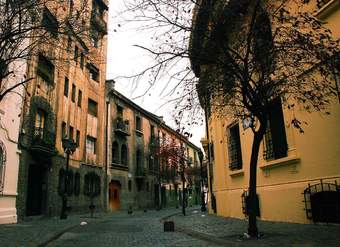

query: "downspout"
(104, 94), (110, 211)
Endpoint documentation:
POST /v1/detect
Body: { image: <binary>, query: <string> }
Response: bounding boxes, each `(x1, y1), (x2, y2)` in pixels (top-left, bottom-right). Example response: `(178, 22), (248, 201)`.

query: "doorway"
(109, 181), (121, 211)
(26, 164), (46, 216)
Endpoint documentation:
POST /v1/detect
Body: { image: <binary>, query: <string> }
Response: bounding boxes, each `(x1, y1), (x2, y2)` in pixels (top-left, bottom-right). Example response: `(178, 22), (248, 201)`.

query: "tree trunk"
(248, 130), (265, 237)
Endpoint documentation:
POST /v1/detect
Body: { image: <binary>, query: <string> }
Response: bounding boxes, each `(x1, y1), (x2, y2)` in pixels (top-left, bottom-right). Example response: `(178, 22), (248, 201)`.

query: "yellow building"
(17, 0), (109, 219)
(193, 0), (340, 224)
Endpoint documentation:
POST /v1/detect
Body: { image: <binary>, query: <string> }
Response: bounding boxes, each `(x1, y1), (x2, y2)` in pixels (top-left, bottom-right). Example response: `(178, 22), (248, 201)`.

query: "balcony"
(114, 118), (130, 136)
(30, 127), (56, 155)
(90, 12), (107, 35)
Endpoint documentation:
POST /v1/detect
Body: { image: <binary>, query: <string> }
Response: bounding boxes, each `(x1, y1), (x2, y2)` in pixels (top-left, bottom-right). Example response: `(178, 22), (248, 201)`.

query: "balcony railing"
(91, 12), (107, 34)
(114, 118), (130, 136)
(31, 127), (56, 154)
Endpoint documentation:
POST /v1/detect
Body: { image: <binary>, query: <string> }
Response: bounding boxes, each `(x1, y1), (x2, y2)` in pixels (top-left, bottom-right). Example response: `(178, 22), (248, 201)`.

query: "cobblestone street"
(1, 207), (340, 246)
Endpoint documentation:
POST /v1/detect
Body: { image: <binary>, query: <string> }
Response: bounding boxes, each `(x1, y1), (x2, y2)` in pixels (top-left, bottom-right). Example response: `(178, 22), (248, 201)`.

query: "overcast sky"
(106, 0), (205, 148)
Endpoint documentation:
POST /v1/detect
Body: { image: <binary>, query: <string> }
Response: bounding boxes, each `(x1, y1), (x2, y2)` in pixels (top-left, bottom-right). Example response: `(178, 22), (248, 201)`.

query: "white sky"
(106, 0), (205, 148)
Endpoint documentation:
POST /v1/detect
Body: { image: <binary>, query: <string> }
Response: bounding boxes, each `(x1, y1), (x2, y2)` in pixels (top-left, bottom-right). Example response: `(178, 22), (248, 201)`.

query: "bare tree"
(120, 0), (339, 237)
(0, 0), (92, 102)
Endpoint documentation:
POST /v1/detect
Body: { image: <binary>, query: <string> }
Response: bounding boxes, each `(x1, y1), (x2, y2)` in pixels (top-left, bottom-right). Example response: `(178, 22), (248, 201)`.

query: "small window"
(80, 53), (85, 70)
(128, 180), (132, 192)
(117, 105), (123, 117)
(112, 141), (119, 163)
(35, 109), (46, 129)
(76, 130), (80, 147)
(42, 7), (58, 37)
(74, 45), (79, 63)
(61, 122), (67, 139)
(74, 172), (80, 196)
(136, 116), (142, 131)
(88, 63), (99, 82)
(86, 136), (96, 154)
(67, 36), (72, 53)
(150, 125), (155, 137)
(88, 99), (98, 117)
(37, 54), (54, 84)
(227, 123), (242, 170)
(71, 84), (76, 102)
(77, 90), (82, 107)
(121, 144), (128, 166)
(64, 77), (69, 97)
(69, 126), (74, 140)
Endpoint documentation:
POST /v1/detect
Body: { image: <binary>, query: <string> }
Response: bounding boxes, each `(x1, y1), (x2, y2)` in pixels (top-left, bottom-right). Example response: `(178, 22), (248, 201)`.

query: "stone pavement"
(171, 209), (340, 246)
(0, 207), (340, 247)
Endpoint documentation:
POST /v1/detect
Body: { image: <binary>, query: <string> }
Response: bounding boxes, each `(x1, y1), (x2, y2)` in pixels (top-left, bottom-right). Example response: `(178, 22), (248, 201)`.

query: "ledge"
(260, 155), (300, 170)
(229, 169), (244, 177)
(110, 163), (129, 171)
(135, 130), (143, 136)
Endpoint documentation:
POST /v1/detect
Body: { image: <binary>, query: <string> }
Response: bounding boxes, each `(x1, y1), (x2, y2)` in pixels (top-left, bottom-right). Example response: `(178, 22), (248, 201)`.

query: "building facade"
(16, 0), (109, 219)
(192, 0), (340, 224)
(0, 59), (26, 224)
(105, 80), (202, 211)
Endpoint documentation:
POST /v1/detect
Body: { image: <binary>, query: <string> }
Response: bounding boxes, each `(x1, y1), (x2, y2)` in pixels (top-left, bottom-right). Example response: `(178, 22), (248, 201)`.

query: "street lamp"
(60, 138), (76, 219)
(198, 150), (206, 212)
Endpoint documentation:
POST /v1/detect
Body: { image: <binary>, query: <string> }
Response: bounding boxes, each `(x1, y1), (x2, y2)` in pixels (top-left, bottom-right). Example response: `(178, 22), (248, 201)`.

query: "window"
(121, 144), (128, 166)
(67, 36), (72, 53)
(64, 77), (69, 97)
(136, 149), (142, 169)
(86, 136), (96, 154)
(150, 125), (155, 138)
(74, 45), (79, 63)
(136, 116), (142, 131)
(128, 180), (132, 192)
(61, 122), (67, 139)
(69, 126), (74, 140)
(227, 123), (242, 170)
(88, 63), (99, 82)
(263, 98), (288, 160)
(0, 141), (6, 192)
(88, 99), (98, 117)
(77, 90), (82, 107)
(35, 109), (46, 129)
(80, 53), (85, 69)
(71, 84), (76, 102)
(37, 54), (54, 84)
(76, 130), (80, 147)
(149, 155), (154, 171)
(84, 172), (101, 197)
(42, 7), (58, 37)
(117, 105), (123, 117)
(112, 141), (118, 163)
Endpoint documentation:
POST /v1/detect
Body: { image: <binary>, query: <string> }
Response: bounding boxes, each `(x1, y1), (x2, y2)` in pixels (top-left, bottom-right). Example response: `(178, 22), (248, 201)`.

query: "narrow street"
(46, 209), (219, 247)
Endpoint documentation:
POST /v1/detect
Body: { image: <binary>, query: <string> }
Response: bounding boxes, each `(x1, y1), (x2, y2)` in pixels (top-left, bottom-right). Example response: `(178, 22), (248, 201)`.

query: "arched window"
(121, 144), (128, 166)
(112, 141), (119, 163)
(128, 180), (132, 192)
(0, 141), (6, 192)
(136, 149), (142, 169)
(66, 170), (74, 196)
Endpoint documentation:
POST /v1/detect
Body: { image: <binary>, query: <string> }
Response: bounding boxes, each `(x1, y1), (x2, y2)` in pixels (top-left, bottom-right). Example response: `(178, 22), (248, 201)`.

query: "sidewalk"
(170, 209), (340, 246)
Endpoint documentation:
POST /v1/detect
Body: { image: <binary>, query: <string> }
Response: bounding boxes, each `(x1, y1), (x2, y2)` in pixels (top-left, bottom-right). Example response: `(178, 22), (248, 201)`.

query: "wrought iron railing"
(32, 127), (55, 148)
(115, 118), (130, 135)
(91, 12), (107, 34)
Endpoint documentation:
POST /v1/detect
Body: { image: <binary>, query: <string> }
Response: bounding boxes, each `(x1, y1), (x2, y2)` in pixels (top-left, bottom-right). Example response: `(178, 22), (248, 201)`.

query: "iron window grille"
(263, 98), (288, 160)
(227, 123), (243, 170)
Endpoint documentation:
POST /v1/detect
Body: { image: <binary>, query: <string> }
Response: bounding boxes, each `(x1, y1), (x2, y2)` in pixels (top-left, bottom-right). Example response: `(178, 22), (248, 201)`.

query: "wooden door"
(109, 181), (120, 211)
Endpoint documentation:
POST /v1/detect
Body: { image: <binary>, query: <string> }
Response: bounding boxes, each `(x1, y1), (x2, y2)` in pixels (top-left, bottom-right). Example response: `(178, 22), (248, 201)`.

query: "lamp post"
(198, 150), (206, 212)
(60, 138), (76, 219)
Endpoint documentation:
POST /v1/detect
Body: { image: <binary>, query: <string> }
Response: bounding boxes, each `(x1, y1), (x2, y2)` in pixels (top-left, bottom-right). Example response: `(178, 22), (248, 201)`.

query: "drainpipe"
(104, 97), (110, 210)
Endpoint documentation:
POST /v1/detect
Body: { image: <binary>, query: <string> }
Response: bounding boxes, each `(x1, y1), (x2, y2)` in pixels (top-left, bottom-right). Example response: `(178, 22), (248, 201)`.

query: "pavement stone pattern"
(1, 207), (340, 247)
(171, 209), (340, 246)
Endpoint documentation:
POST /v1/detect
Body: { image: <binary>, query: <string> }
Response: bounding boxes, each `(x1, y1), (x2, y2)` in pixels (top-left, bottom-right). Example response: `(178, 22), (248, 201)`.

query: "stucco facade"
(16, 0), (109, 219)
(0, 59), (26, 224)
(193, 0), (340, 224)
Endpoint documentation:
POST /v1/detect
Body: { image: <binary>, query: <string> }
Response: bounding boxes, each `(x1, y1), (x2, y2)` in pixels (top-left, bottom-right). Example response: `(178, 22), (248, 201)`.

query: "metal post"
(60, 150), (70, 219)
